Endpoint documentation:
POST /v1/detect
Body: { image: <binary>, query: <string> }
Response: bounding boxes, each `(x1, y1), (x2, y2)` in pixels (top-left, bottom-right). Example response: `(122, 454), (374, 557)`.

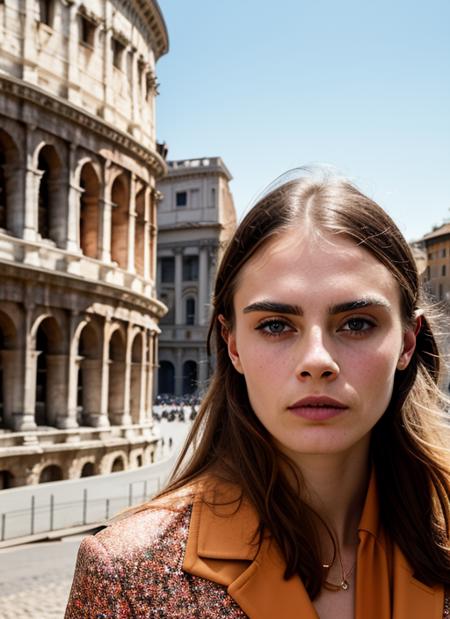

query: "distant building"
(156, 158), (237, 397)
(418, 222), (450, 393)
(421, 223), (450, 302)
(0, 0), (169, 487)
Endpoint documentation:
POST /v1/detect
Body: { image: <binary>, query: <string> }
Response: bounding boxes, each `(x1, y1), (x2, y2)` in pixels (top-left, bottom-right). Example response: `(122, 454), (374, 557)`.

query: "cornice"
(0, 74), (167, 178)
(121, 0), (169, 60)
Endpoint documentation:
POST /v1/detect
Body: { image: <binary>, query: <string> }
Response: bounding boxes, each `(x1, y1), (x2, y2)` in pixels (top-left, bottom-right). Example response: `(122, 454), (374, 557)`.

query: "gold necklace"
(322, 551), (355, 592)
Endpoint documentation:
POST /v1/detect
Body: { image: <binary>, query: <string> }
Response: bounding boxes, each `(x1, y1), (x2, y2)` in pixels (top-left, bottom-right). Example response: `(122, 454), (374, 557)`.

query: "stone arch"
(36, 144), (62, 243)
(0, 309), (18, 429)
(110, 173), (129, 269)
(108, 326), (126, 425)
(32, 314), (64, 427)
(130, 330), (144, 424)
(134, 185), (146, 276)
(39, 464), (63, 483)
(0, 470), (14, 490)
(77, 321), (101, 426)
(111, 454), (125, 472)
(158, 360), (175, 395)
(0, 129), (20, 233)
(79, 161), (100, 258)
(182, 359), (197, 395)
(80, 461), (96, 477)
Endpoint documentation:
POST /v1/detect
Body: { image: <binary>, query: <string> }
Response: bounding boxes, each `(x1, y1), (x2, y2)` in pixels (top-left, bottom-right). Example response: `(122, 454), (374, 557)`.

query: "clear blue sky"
(156, 0), (450, 241)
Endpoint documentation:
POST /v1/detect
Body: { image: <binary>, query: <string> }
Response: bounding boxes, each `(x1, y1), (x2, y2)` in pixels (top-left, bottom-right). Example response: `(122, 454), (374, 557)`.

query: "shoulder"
(94, 484), (195, 561)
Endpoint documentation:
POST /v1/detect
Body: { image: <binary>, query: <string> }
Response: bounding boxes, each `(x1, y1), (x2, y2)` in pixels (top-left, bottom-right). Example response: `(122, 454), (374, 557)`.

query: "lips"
(288, 396), (348, 409)
(287, 396), (348, 421)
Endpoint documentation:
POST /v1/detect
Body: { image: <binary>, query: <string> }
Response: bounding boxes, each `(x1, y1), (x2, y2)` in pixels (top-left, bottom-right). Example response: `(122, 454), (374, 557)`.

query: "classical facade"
(0, 0), (169, 487)
(156, 158), (236, 397)
(418, 222), (450, 393)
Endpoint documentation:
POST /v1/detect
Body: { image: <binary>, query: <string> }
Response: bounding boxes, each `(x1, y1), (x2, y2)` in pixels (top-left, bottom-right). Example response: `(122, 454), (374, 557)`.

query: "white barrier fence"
(0, 451), (179, 543)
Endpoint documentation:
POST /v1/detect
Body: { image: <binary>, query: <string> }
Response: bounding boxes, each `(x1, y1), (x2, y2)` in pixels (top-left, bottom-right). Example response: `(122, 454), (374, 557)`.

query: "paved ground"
(0, 535), (82, 618)
(0, 419), (191, 618)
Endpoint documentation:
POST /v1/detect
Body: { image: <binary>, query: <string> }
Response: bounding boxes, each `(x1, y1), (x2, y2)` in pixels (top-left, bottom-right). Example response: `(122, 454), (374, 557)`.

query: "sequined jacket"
(65, 477), (447, 619)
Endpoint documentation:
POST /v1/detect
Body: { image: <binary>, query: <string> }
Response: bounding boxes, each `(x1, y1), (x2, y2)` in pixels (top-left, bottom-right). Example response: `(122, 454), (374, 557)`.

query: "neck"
(281, 437), (371, 550)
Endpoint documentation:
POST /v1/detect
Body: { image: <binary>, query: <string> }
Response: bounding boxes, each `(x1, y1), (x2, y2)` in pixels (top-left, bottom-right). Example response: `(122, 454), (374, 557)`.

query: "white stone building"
(0, 0), (169, 487)
(156, 158), (236, 397)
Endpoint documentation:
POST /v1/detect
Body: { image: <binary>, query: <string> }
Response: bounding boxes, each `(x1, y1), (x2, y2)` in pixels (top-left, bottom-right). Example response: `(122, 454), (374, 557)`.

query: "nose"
(295, 326), (339, 382)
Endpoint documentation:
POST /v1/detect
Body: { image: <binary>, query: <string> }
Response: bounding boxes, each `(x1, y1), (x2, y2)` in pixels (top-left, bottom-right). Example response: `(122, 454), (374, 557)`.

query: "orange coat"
(65, 475), (447, 618)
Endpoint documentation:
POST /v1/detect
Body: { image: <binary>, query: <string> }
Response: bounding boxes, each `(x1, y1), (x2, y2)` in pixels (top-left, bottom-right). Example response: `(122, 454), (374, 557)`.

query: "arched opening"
(0, 309), (18, 429)
(37, 145), (62, 243)
(134, 186), (145, 276)
(185, 297), (196, 325)
(111, 456), (125, 472)
(130, 333), (143, 424)
(0, 470), (14, 490)
(34, 316), (62, 427)
(0, 129), (19, 233)
(182, 360), (197, 395)
(110, 174), (129, 269)
(77, 323), (101, 426)
(136, 454), (143, 467)
(158, 360), (175, 395)
(79, 162), (100, 258)
(39, 464), (63, 483)
(80, 461), (95, 477)
(108, 329), (126, 424)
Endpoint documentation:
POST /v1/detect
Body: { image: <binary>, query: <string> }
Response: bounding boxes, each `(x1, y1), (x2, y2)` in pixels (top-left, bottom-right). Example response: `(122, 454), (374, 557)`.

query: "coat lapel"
(183, 480), (319, 618)
(183, 476), (444, 619)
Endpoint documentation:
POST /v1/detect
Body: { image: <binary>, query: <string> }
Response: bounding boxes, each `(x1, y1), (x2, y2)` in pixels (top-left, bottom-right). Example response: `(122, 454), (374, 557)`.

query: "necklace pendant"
(341, 579), (349, 591)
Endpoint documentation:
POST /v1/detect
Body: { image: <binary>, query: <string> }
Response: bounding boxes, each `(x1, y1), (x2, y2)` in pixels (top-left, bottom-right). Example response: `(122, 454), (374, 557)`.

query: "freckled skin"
(226, 229), (416, 461)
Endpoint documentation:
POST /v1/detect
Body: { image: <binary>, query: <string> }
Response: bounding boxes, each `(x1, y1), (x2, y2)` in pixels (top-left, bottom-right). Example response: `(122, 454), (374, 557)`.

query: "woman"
(65, 167), (450, 619)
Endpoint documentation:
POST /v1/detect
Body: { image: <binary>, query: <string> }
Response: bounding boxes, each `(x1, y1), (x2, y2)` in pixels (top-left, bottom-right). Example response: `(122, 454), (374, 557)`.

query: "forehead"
(234, 228), (401, 308)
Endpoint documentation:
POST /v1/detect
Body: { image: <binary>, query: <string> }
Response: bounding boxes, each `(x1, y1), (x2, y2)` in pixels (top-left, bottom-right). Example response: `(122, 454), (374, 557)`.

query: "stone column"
(198, 245), (209, 325)
(66, 1), (81, 105)
(95, 320), (111, 427)
(81, 358), (102, 425)
(174, 249), (183, 325)
(108, 360), (127, 425)
(46, 354), (70, 428)
(127, 174), (136, 273)
(143, 186), (151, 281)
(16, 342), (38, 431)
(146, 332), (156, 419)
(1, 349), (24, 430)
(2, 164), (25, 238)
(22, 0), (38, 83)
(23, 123), (42, 242)
(64, 352), (82, 429)
(99, 164), (112, 262)
(66, 145), (82, 252)
(102, 12), (114, 123)
(198, 351), (209, 391)
(175, 349), (183, 396)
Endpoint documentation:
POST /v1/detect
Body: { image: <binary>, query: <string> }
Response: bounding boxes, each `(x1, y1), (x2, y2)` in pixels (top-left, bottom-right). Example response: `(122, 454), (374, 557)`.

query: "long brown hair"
(161, 167), (450, 599)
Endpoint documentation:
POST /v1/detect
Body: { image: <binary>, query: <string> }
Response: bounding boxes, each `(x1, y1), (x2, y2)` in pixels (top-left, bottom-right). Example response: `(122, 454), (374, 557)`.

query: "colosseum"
(0, 0), (169, 487)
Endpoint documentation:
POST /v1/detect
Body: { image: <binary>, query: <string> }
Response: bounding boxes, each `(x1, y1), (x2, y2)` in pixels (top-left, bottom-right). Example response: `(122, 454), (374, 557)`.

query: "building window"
(439, 283), (443, 300)
(79, 15), (96, 47)
(426, 266), (431, 280)
(190, 188), (200, 208)
(39, 0), (54, 27)
(112, 37), (125, 70)
(442, 265), (447, 277)
(160, 257), (175, 283)
(183, 256), (198, 281)
(186, 298), (196, 325)
(176, 191), (187, 208)
(428, 253), (433, 260)
(441, 248), (447, 258)
(211, 187), (216, 207)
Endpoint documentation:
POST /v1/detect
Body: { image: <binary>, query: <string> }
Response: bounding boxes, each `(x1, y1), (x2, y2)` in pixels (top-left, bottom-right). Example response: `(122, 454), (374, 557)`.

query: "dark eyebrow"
(329, 298), (392, 314)
(243, 297), (391, 316)
(243, 301), (302, 315)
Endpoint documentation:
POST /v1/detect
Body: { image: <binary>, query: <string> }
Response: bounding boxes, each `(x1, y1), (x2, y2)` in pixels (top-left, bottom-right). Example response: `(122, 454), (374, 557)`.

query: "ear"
(396, 318), (419, 371)
(218, 314), (244, 374)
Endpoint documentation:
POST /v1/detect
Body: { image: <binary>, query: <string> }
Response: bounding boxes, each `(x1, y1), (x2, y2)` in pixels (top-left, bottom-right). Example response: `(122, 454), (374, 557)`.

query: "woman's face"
(224, 228), (417, 461)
